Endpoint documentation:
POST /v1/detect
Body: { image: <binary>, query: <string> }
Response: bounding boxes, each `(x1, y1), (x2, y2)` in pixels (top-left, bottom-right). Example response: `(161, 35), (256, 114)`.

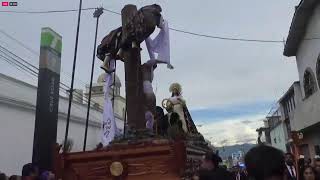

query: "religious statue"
(96, 27), (123, 73)
(96, 4), (163, 73)
(97, 3), (172, 130)
(142, 59), (173, 130)
(162, 83), (198, 133)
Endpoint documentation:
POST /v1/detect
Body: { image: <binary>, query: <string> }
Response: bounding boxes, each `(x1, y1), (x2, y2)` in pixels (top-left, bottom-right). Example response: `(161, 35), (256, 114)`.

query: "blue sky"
(190, 100), (272, 124)
(189, 100), (273, 146)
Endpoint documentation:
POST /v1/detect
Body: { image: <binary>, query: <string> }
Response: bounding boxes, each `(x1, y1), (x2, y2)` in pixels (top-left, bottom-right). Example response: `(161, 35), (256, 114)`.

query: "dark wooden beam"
(121, 5), (145, 129)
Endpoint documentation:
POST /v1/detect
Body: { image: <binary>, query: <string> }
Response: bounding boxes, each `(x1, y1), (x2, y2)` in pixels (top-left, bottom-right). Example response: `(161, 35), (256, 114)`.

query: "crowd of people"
(0, 163), (55, 180)
(1, 145), (320, 180)
(193, 145), (320, 180)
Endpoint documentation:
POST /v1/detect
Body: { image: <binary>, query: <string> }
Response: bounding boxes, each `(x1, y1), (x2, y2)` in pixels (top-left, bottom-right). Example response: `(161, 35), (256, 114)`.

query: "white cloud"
(197, 114), (265, 147)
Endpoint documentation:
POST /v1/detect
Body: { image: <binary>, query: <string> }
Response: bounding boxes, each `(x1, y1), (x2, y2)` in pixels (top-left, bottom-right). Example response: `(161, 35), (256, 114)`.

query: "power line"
(0, 43), (120, 117)
(0, 29), (91, 88)
(0, 29), (39, 55)
(0, 53), (38, 79)
(0, 47), (38, 75)
(0, 45), (104, 112)
(0, 29), (120, 111)
(0, 50), (103, 120)
(0, 7), (120, 15)
(169, 28), (284, 43)
(0, 7), (96, 14)
(0, 7), (286, 43)
(103, 8), (120, 15)
(266, 101), (279, 118)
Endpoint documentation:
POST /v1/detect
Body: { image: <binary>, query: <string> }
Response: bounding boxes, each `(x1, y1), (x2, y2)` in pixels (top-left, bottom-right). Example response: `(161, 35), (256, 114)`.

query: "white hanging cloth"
(145, 19), (171, 67)
(101, 59), (117, 146)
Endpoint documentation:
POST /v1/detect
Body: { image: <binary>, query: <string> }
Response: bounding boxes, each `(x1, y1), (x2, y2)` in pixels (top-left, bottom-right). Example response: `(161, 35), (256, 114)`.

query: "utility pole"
(83, 7), (104, 151)
(64, 0), (83, 152)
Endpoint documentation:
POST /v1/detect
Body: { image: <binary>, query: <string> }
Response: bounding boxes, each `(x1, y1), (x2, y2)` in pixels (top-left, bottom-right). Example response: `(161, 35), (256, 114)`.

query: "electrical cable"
(0, 7), (288, 44)
(0, 51), (102, 120)
(0, 29), (90, 89)
(0, 47), (104, 112)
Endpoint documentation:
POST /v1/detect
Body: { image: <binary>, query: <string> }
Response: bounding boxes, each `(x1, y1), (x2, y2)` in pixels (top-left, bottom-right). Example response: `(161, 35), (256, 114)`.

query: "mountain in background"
(216, 143), (256, 159)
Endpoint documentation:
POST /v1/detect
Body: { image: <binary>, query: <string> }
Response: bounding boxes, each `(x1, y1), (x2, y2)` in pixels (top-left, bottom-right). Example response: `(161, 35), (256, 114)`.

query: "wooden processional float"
(53, 4), (212, 180)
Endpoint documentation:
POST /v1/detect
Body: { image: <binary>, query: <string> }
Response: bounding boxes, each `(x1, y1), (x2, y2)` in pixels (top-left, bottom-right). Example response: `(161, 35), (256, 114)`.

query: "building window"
(303, 69), (317, 98)
(116, 87), (120, 95)
(317, 56), (320, 88)
(122, 108), (125, 120)
(292, 96), (296, 109)
(283, 102), (289, 119)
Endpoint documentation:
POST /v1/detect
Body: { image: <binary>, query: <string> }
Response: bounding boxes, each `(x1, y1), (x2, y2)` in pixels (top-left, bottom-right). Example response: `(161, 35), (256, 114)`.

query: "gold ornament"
(162, 98), (173, 110)
(109, 161), (124, 177)
(169, 83), (182, 94)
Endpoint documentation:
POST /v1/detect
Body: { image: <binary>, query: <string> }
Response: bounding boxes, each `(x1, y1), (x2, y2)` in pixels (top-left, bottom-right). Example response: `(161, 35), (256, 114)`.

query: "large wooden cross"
(121, 5), (145, 129)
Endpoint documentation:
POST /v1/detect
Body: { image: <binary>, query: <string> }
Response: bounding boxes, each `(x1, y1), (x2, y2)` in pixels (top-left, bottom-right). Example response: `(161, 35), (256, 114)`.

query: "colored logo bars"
(2, 2), (17, 6)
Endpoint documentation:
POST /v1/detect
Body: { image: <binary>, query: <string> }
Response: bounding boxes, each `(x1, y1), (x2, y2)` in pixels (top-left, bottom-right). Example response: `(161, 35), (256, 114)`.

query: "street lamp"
(83, 7), (104, 151)
(64, 0), (83, 153)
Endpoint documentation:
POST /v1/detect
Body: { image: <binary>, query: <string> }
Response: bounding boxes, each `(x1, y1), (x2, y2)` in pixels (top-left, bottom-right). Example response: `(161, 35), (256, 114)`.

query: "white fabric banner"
(145, 19), (171, 67)
(101, 60), (116, 146)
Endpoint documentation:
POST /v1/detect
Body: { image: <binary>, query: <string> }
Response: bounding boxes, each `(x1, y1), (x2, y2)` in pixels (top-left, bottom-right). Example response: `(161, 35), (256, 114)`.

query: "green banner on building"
(33, 27), (62, 171)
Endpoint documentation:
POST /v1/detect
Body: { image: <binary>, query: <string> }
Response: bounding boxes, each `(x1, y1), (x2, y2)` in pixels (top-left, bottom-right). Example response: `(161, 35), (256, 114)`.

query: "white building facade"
(231, 150), (244, 166)
(0, 73), (125, 175)
(257, 106), (291, 153)
(266, 108), (290, 153)
(284, 0), (320, 160)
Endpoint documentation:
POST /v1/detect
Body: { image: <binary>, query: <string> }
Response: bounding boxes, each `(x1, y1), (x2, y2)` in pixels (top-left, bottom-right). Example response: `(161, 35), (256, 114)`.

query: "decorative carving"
(161, 98), (173, 111)
(53, 140), (186, 179)
(110, 161), (124, 177)
(128, 161), (168, 176)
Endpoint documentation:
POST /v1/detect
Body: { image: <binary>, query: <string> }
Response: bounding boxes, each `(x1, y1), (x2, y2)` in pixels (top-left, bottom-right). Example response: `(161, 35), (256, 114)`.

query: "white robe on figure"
(169, 96), (188, 132)
(101, 60), (117, 146)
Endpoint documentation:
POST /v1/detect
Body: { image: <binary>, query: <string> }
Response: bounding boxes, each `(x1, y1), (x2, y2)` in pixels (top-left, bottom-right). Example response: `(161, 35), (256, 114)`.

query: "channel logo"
(2, 1), (17, 6)
(2, 1), (8, 6)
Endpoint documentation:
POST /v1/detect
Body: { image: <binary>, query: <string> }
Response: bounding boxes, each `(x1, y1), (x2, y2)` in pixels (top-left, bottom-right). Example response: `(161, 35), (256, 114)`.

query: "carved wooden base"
(53, 139), (186, 180)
